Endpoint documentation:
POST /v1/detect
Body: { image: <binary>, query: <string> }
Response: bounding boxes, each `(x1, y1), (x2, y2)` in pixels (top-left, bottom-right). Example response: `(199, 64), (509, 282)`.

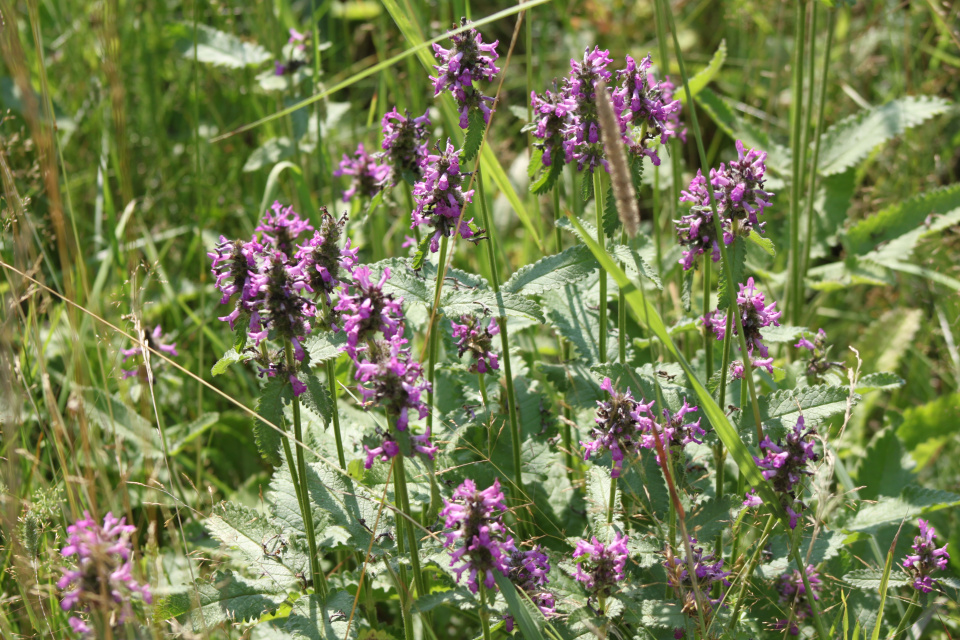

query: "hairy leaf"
(846, 485), (960, 532)
(463, 108), (485, 161)
(843, 570), (912, 590)
(205, 502), (305, 582)
(155, 571), (290, 630)
(212, 347), (254, 376)
(303, 331), (347, 364)
(171, 23), (272, 68)
(586, 465), (623, 539)
(502, 244), (599, 295)
(530, 156), (564, 195)
(254, 378), (290, 466)
(854, 372), (905, 393)
(845, 182), (960, 255)
(717, 237), (747, 309)
(737, 384), (853, 443)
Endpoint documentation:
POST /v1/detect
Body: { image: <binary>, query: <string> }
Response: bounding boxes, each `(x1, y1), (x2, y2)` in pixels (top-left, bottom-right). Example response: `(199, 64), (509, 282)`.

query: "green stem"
(703, 259), (713, 377)
(479, 585), (493, 640)
(476, 167), (526, 527)
(595, 170), (607, 364)
(790, 543), (829, 640)
(394, 453), (428, 600)
(788, 0), (809, 326)
(391, 462), (416, 640)
(717, 311), (734, 407)
(427, 235), (449, 430)
(285, 342), (324, 597)
(326, 359), (346, 469)
(726, 514), (776, 632)
(891, 598), (920, 639)
(553, 185), (563, 254)
(403, 183), (422, 245)
(618, 228), (628, 364)
(607, 476), (618, 525)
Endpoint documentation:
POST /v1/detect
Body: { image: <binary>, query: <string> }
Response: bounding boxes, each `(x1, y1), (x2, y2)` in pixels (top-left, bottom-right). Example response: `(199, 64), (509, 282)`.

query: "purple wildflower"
(440, 478), (516, 593)
(355, 334), (430, 432)
(120, 325), (178, 380)
(904, 519), (950, 593)
(572, 532), (629, 598)
(432, 18), (500, 128)
(451, 315), (500, 373)
(730, 360), (745, 380)
(640, 399), (704, 466)
(245, 250), (315, 364)
(612, 53), (682, 166)
(411, 139), (478, 253)
(257, 201), (314, 258)
(675, 141), (774, 270)
(530, 88), (577, 167)
(379, 107), (431, 186)
(581, 377), (655, 478)
(503, 546), (556, 631)
(57, 512), (151, 636)
(664, 537), (730, 618)
(562, 46), (614, 172)
(754, 416), (818, 529)
(294, 209), (358, 319)
(795, 328), (845, 377)
(742, 489), (763, 509)
(334, 265), (405, 359)
(209, 235), (261, 308)
(775, 565), (823, 635)
(659, 76), (687, 143)
(288, 28), (307, 49)
(703, 277), (781, 374)
(334, 143), (389, 202)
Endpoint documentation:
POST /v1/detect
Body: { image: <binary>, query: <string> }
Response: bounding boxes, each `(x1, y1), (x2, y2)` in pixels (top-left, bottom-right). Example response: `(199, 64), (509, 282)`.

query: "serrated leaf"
(688, 496), (732, 542)
(205, 502), (304, 583)
(843, 570), (912, 590)
(737, 385), (853, 443)
(582, 172), (595, 202)
(678, 39), (726, 105)
(502, 245), (599, 295)
(303, 331), (347, 364)
(620, 599), (687, 629)
(610, 243), (663, 290)
(528, 145), (544, 180)
(443, 289), (545, 323)
(759, 325), (806, 343)
(854, 372), (904, 393)
(155, 571), (290, 630)
(172, 23), (272, 68)
(410, 233), (433, 270)
(462, 108), (486, 161)
(747, 230), (776, 256)
(846, 485), (960, 532)
(845, 182), (960, 255)
(602, 186), (620, 237)
(757, 531), (845, 579)
(301, 373), (333, 427)
(586, 465), (623, 539)
(282, 592), (359, 640)
(212, 348), (254, 376)
(254, 378), (291, 466)
(530, 155), (564, 195)
(717, 237), (747, 310)
(681, 268), (693, 313)
(817, 96), (952, 176)
(541, 283), (618, 364)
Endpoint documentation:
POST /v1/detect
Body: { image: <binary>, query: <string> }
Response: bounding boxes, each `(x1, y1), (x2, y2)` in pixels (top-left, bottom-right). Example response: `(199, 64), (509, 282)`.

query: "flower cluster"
(796, 328), (845, 378)
(581, 377), (655, 478)
(676, 140), (774, 270)
(335, 265), (405, 359)
(355, 334), (431, 433)
(432, 18), (500, 128)
(120, 325), (178, 380)
(411, 139), (478, 253)
(703, 277), (781, 374)
(641, 400), (705, 466)
(903, 519), (950, 593)
(440, 478), (516, 593)
(57, 512), (151, 636)
(774, 564), (823, 635)
(451, 314), (500, 373)
(294, 208), (358, 317)
(380, 107), (431, 185)
(754, 416), (818, 529)
(334, 143), (388, 202)
(530, 88), (577, 167)
(664, 537), (730, 617)
(572, 532), (628, 599)
(562, 46), (614, 172)
(612, 54), (682, 165)
(503, 547), (556, 632)
(363, 424), (437, 469)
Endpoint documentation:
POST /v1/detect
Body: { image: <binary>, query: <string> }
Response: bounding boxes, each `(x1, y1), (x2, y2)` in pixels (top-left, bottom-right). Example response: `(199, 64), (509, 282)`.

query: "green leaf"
(758, 325), (806, 343)
(301, 373), (333, 427)
(212, 348), (254, 376)
(610, 243), (663, 290)
(530, 155), (564, 195)
(204, 502), (304, 583)
(410, 233), (433, 270)
(681, 268), (693, 313)
(897, 392), (960, 450)
(845, 182), (960, 255)
(853, 428), (915, 501)
(717, 237), (746, 309)
(541, 283), (617, 364)
(493, 573), (548, 640)
(817, 96), (952, 176)
(602, 186), (620, 237)
(870, 536), (896, 640)
(444, 290), (545, 323)
(502, 244), (598, 295)
(171, 23), (272, 68)
(854, 372), (905, 393)
(843, 570), (912, 590)
(462, 108), (486, 161)
(586, 465), (623, 539)
(688, 496), (733, 542)
(845, 485), (960, 532)
(254, 378), (291, 466)
(303, 331), (347, 364)
(747, 229), (776, 256)
(243, 137), (297, 173)
(737, 384), (853, 443)
(678, 39), (727, 104)
(155, 571), (290, 630)
(282, 592), (359, 640)
(582, 171), (595, 202)
(620, 599), (687, 629)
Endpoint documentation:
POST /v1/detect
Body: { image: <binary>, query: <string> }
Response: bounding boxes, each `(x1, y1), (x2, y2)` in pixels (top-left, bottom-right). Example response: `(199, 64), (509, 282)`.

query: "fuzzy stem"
(394, 453), (428, 600)
(391, 460), (416, 640)
(607, 476), (618, 526)
(595, 170), (607, 364)
(403, 183), (422, 245)
(427, 235), (449, 431)
(790, 542), (829, 640)
(326, 359), (346, 469)
(726, 513), (776, 631)
(476, 167), (526, 529)
(703, 259), (713, 376)
(553, 183), (563, 254)
(717, 311), (734, 408)
(788, 0), (809, 326)
(479, 584), (493, 640)
(285, 342), (324, 597)
(891, 597), (921, 639)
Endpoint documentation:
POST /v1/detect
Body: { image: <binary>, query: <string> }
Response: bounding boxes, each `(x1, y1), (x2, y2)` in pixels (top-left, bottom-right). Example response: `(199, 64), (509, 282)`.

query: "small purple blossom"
(530, 88), (577, 167)
(209, 235), (261, 307)
(334, 265), (405, 359)
(730, 360), (745, 380)
(581, 377), (655, 478)
(57, 512), (151, 636)
(294, 209), (358, 321)
(664, 537), (730, 618)
(611, 53), (681, 166)
(432, 18), (500, 128)
(795, 328), (844, 377)
(703, 277), (781, 374)
(355, 334), (431, 432)
(640, 399), (704, 466)
(562, 46), (614, 172)
(380, 107), (431, 185)
(503, 546), (556, 631)
(742, 489), (763, 509)
(411, 139), (478, 253)
(451, 315), (500, 373)
(754, 416), (818, 529)
(257, 200), (314, 258)
(440, 478), (516, 593)
(120, 325), (178, 380)
(572, 532), (628, 598)
(775, 565), (823, 635)
(334, 143), (389, 202)
(904, 519), (950, 593)
(288, 28), (307, 49)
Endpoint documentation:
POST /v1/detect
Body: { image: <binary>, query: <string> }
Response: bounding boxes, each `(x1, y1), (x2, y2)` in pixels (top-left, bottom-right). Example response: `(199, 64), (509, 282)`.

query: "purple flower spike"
(441, 478), (516, 594)
(562, 46), (614, 172)
(411, 139), (478, 252)
(703, 277), (781, 373)
(664, 536), (730, 618)
(257, 201), (314, 258)
(209, 235), (262, 308)
(334, 143), (389, 202)
(753, 416), (818, 529)
(530, 88), (577, 167)
(58, 512), (151, 636)
(572, 532), (628, 597)
(640, 399), (704, 467)
(380, 107), (431, 186)
(432, 18), (500, 128)
(294, 209), (358, 321)
(612, 53), (682, 166)
(335, 265), (405, 359)
(503, 546), (556, 631)
(581, 377), (655, 478)
(904, 519), (950, 593)
(451, 315), (500, 373)
(355, 334), (431, 432)
(775, 564), (823, 635)
(796, 328), (844, 377)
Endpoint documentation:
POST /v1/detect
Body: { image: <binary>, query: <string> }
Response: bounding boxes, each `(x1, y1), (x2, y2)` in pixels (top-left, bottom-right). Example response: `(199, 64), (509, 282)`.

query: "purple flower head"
(334, 143), (389, 202)
(257, 201), (314, 259)
(581, 377), (655, 478)
(676, 141), (774, 270)
(730, 360), (745, 380)
(120, 324), (178, 380)
(703, 277), (781, 373)
(294, 208), (358, 314)
(904, 519), (950, 593)
(432, 18), (500, 128)
(411, 139), (478, 253)
(530, 88), (577, 167)
(561, 46), (614, 172)
(775, 564), (823, 635)
(659, 76), (687, 143)
(57, 512), (151, 636)
(334, 265), (405, 358)
(664, 537), (730, 618)
(440, 478), (516, 594)
(355, 334), (431, 432)
(380, 107), (431, 186)
(754, 416), (818, 529)
(611, 54), (682, 165)
(209, 234), (262, 307)
(246, 251), (315, 356)
(288, 28), (307, 49)
(503, 546), (556, 631)
(451, 314), (500, 373)
(742, 489), (763, 509)
(572, 532), (628, 598)
(795, 328), (844, 378)
(640, 399), (704, 466)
